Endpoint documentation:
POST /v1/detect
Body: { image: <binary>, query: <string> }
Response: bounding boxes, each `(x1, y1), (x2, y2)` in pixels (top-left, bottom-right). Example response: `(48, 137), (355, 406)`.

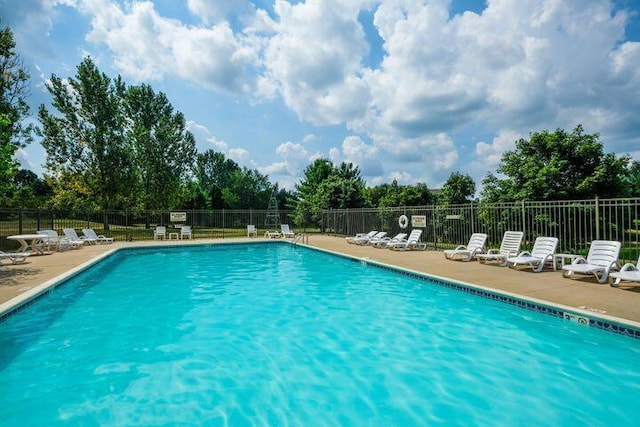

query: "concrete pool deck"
(1, 235), (640, 325)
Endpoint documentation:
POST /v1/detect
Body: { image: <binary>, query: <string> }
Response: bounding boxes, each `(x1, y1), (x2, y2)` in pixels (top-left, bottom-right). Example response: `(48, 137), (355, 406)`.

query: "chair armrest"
(518, 251), (532, 257)
(619, 262), (639, 272)
(570, 256), (586, 265)
(453, 245), (467, 251)
(486, 249), (500, 254)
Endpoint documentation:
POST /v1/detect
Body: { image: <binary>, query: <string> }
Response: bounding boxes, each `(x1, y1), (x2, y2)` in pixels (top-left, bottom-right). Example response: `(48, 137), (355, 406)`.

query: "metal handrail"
(291, 233), (308, 246)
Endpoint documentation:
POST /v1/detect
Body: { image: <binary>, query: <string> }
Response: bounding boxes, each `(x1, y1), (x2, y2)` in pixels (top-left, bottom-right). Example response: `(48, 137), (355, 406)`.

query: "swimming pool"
(1, 243), (639, 425)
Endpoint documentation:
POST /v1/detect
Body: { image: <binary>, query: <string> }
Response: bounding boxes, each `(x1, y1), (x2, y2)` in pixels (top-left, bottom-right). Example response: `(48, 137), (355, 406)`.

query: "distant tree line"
(1, 23), (640, 226)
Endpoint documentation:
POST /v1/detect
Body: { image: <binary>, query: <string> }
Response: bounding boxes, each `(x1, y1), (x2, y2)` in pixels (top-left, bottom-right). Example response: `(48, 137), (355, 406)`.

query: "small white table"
(168, 232), (180, 240)
(553, 253), (583, 271)
(7, 234), (47, 255)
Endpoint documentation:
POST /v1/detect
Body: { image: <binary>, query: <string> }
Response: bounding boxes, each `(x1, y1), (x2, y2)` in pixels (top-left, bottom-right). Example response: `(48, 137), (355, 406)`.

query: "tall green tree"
(480, 125), (631, 202)
(39, 57), (135, 211)
(365, 180), (434, 207)
(124, 84), (196, 210)
(293, 159), (366, 226)
(440, 172), (476, 204)
(0, 24), (33, 205)
(195, 150), (240, 209)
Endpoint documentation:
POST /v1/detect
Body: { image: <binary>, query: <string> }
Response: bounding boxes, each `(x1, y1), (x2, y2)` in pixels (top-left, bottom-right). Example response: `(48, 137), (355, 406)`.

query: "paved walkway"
(2, 236), (640, 325)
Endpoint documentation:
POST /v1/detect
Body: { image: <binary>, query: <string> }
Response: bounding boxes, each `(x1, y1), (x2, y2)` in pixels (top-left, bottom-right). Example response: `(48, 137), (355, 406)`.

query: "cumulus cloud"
(474, 129), (523, 172)
(76, 0), (259, 93)
(260, 141), (314, 177)
(328, 135), (383, 177)
(260, 0), (372, 124)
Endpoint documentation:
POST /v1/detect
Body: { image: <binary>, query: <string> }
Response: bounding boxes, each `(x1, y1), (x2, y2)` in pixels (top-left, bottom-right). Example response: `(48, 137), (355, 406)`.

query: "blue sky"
(3, 0), (640, 191)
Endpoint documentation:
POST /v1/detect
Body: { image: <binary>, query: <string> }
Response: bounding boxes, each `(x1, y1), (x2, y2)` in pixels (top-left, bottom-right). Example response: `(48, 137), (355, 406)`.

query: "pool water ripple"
(1, 243), (639, 426)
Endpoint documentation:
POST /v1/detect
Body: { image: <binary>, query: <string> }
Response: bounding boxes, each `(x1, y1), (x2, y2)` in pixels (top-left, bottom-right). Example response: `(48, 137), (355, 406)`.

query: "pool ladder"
(291, 233), (308, 246)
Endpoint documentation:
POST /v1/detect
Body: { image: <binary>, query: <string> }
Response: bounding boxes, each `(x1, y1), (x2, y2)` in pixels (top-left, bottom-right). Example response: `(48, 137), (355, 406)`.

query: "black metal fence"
(0, 209), (299, 250)
(321, 198), (640, 261)
(2, 198), (639, 262)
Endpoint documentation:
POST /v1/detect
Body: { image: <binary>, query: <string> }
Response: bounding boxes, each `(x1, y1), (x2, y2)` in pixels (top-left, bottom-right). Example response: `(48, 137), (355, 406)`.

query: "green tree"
(623, 161), (640, 197)
(293, 159), (366, 225)
(39, 57), (135, 212)
(195, 150), (240, 209)
(10, 169), (52, 208)
(440, 172), (476, 204)
(0, 24), (33, 205)
(480, 125), (631, 202)
(365, 180), (434, 207)
(124, 83), (196, 210)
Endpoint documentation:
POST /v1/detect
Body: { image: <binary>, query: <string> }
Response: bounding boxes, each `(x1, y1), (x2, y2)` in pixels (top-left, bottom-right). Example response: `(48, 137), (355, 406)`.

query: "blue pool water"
(1, 243), (640, 426)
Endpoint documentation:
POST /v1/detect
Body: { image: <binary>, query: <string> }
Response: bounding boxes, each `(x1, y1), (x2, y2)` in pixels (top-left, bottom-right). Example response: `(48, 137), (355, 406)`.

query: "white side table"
(553, 253), (583, 271)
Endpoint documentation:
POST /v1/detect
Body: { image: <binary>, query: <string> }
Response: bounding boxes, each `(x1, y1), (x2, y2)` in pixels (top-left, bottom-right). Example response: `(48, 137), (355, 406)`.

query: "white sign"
(411, 215), (426, 228)
(170, 212), (187, 223)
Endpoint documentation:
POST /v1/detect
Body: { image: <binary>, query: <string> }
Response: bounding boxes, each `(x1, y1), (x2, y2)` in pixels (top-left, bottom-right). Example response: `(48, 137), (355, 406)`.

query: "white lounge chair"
(180, 225), (193, 240)
(356, 231), (388, 246)
(507, 237), (559, 272)
(476, 231), (524, 266)
(281, 224), (295, 238)
(247, 225), (257, 237)
(346, 230), (377, 244)
(609, 255), (640, 287)
(443, 233), (488, 261)
(64, 228), (94, 245)
(0, 250), (31, 264)
(82, 228), (114, 244)
(389, 229), (426, 251)
(37, 230), (74, 251)
(153, 226), (167, 240)
(372, 233), (407, 249)
(562, 240), (621, 284)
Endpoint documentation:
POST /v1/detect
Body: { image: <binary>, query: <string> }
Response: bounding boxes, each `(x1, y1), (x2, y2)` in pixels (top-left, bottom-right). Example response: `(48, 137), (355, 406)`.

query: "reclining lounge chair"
(609, 254), (640, 287)
(443, 233), (488, 261)
(562, 240), (621, 284)
(476, 231), (524, 267)
(506, 236), (559, 272)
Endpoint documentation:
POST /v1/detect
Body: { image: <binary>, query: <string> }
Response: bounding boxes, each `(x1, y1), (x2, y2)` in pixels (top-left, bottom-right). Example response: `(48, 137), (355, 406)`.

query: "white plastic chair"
(476, 231), (524, 266)
(154, 226), (167, 240)
(247, 225), (257, 237)
(280, 224), (295, 238)
(346, 230), (378, 244)
(507, 236), (559, 272)
(562, 240), (621, 284)
(64, 228), (94, 245)
(180, 225), (193, 240)
(82, 228), (114, 244)
(443, 233), (488, 261)
(356, 231), (388, 246)
(389, 229), (426, 251)
(609, 255), (640, 287)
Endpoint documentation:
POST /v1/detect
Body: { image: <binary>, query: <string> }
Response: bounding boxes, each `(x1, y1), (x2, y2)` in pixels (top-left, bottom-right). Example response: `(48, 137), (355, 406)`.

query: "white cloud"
(329, 135), (383, 177)
(77, 0), (259, 93)
(261, 141), (312, 177)
(260, 0), (372, 124)
(474, 129), (522, 172)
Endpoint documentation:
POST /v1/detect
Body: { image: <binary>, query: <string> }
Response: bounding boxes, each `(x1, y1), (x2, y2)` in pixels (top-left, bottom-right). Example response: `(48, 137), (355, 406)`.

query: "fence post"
(595, 196), (600, 240)
(470, 202), (475, 234)
(18, 208), (23, 234)
(346, 208), (349, 237)
(521, 200), (526, 238)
